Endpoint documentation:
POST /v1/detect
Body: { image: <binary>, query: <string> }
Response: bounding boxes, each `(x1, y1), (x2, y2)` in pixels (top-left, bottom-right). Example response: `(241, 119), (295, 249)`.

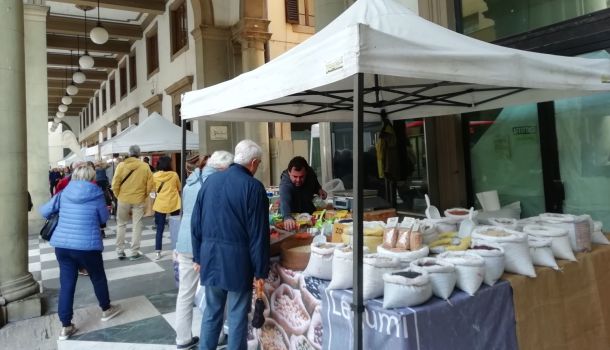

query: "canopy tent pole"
(352, 72), (364, 350)
(181, 119), (187, 189)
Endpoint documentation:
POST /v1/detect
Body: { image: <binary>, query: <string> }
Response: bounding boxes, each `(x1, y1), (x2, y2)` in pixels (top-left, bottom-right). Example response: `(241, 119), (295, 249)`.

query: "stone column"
(233, 17), (272, 186)
(24, 3), (50, 223)
(0, 0), (41, 327)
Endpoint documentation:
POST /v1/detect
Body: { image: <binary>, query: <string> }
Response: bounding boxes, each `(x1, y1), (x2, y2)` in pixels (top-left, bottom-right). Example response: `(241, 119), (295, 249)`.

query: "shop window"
(170, 1), (188, 56)
(129, 51), (137, 91)
(109, 75), (116, 107)
(460, 0), (610, 41)
(146, 27), (159, 77)
(174, 103), (191, 131)
(119, 63), (127, 99)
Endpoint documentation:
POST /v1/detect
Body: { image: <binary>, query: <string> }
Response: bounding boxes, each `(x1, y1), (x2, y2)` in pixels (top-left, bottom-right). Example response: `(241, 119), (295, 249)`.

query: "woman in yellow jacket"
(152, 156), (181, 260)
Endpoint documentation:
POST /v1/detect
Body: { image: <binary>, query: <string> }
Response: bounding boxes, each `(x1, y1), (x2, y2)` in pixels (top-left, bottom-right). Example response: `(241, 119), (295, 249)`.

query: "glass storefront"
(464, 105), (545, 217)
(460, 0), (609, 41)
(554, 50), (610, 227)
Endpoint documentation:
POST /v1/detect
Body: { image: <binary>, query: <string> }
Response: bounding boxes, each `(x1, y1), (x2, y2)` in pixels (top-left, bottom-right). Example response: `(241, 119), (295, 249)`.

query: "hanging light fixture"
(62, 96), (73, 105)
(72, 36), (87, 84)
(56, 111), (65, 119)
(54, 117), (62, 124)
(79, 8), (95, 69)
(90, 0), (109, 44)
(66, 52), (79, 95)
(58, 104), (69, 113)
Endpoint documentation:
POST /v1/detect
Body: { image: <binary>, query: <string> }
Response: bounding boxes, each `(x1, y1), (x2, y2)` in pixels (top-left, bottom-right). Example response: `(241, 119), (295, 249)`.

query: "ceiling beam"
(48, 67), (108, 81)
(48, 88), (95, 98)
(47, 53), (117, 69)
(48, 0), (165, 15)
(48, 80), (101, 90)
(47, 34), (131, 54)
(47, 15), (143, 40)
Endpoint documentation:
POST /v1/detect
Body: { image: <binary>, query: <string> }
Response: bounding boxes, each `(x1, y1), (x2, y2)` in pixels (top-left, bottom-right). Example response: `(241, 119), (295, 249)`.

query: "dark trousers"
(200, 286), (251, 350)
(154, 210), (180, 251)
(55, 247), (111, 327)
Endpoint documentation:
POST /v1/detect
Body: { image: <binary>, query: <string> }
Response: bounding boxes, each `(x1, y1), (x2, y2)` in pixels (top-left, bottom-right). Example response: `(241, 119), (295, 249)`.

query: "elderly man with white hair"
(192, 140), (270, 350)
(111, 145), (154, 261)
(173, 150), (234, 350)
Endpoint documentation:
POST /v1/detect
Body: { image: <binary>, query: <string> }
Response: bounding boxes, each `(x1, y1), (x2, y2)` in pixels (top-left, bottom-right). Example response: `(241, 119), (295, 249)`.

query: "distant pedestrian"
(111, 145), (154, 261)
(152, 156), (182, 260)
(143, 156), (155, 172)
(39, 163), (121, 341)
(192, 140), (270, 350)
(174, 151), (233, 349)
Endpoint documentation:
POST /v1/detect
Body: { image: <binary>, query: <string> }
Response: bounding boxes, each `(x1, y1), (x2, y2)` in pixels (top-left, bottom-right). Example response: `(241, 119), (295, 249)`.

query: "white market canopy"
(100, 124), (137, 156)
(181, 0), (610, 123)
(100, 112), (199, 155)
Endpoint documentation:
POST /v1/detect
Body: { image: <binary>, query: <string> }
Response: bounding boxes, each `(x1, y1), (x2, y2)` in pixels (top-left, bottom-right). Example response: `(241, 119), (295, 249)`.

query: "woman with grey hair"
(39, 163), (121, 341)
(173, 150), (233, 349)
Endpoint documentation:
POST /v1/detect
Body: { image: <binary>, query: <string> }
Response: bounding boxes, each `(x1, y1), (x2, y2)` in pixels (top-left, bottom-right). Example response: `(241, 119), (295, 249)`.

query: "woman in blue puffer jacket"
(39, 163), (121, 341)
(173, 151), (233, 349)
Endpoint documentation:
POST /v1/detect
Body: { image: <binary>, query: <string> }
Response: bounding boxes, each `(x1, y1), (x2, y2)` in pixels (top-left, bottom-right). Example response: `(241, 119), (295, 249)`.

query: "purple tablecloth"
(321, 280), (518, 350)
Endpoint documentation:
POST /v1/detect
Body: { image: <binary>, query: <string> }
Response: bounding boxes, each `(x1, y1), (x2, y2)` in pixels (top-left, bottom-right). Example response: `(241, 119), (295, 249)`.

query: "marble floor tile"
(161, 307), (203, 337)
(41, 266), (60, 280)
(40, 252), (57, 262)
(28, 248), (40, 257)
(106, 262), (165, 281)
(59, 340), (176, 350)
(70, 315), (176, 345)
(28, 262), (41, 272)
(145, 291), (178, 314)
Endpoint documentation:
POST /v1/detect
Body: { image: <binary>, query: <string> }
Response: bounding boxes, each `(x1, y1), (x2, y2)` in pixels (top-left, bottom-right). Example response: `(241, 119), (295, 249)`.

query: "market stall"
(181, 0), (610, 348)
(100, 112), (199, 156)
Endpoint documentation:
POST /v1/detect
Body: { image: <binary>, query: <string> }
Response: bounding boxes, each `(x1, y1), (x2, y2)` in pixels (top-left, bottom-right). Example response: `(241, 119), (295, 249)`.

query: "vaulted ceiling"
(46, 0), (165, 119)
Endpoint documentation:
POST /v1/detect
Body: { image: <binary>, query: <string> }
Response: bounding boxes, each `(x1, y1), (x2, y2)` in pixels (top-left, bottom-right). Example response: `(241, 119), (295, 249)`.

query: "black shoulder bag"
(40, 193), (61, 241)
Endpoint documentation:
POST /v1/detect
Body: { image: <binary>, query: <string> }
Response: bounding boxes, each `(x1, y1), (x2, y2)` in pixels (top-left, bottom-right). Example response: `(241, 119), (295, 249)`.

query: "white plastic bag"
(382, 269), (433, 309)
(437, 251), (485, 296)
(592, 221), (610, 245)
(410, 257), (456, 300)
(322, 179), (345, 196)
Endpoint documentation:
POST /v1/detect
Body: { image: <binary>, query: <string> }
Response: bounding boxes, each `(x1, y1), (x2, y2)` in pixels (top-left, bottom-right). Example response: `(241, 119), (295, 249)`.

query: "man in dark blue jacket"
(279, 156), (327, 231)
(191, 139), (269, 350)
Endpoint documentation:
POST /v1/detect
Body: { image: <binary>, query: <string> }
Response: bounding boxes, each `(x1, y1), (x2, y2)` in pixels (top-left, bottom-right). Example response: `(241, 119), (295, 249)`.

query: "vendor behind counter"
(279, 156), (327, 230)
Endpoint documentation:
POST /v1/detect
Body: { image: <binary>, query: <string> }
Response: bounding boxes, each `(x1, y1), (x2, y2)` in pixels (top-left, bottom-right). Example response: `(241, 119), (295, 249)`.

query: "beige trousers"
(116, 201), (145, 254)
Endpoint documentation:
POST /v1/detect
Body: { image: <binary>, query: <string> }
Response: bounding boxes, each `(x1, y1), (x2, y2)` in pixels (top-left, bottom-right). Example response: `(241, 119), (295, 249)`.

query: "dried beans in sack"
(410, 257), (456, 300)
(437, 251), (485, 296)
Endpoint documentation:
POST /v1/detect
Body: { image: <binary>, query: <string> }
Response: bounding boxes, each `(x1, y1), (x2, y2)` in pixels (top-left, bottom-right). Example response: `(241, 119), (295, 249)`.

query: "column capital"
(232, 17), (271, 49)
(23, 3), (49, 22)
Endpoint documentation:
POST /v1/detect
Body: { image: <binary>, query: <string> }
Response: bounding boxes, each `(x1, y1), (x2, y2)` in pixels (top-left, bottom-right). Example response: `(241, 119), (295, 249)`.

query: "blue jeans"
(200, 286), (251, 350)
(154, 210), (179, 251)
(55, 248), (111, 327)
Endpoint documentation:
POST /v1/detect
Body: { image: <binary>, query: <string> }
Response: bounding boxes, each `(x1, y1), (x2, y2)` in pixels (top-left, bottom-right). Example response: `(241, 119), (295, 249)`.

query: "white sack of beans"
(437, 251), (485, 296)
(523, 224), (576, 261)
(468, 243), (505, 286)
(539, 213), (591, 253)
(592, 221), (610, 245)
(382, 268), (433, 309)
(527, 235), (559, 270)
(410, 257), (456, 300)
(472, 226), (536, 278)
(303, 242), (346, 280)
(362, 254), (403, 300)
(327, 246), (369, 290)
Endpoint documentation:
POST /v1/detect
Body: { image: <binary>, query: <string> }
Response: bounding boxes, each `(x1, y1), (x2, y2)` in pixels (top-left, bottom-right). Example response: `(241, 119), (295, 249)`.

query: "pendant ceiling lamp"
(90, 0), (109, 44)
(66, 52), (79, 96)
(56, 111), (65, 119)
(72, 36), (87, 84)
(58, 104), (69, 113)
(62, 96), (73, 105)
(79, 9), (95, 69)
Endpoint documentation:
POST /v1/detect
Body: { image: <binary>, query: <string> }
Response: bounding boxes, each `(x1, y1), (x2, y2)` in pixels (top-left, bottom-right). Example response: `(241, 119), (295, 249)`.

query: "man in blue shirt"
(191, 139), (270, 350)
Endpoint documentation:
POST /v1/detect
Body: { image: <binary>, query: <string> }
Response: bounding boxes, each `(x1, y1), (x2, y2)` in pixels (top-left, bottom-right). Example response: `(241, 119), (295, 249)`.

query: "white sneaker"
(155, 251), (162, 260)
(58, 324), (77, 340)
(101, 304), (121, 322)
